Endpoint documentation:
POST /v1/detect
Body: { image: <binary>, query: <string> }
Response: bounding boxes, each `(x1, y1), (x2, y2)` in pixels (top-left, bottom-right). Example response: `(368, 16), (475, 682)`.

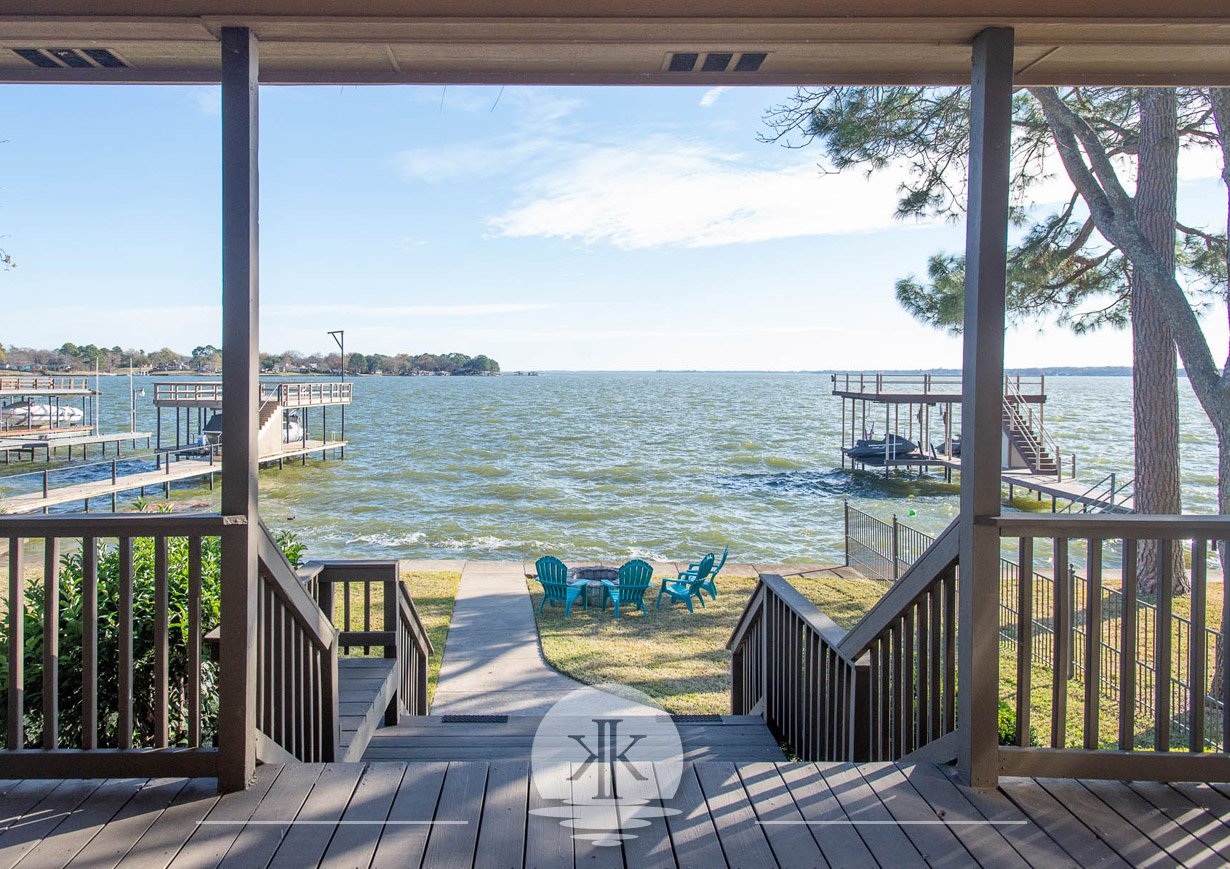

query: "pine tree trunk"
(1132, 88), (1188, 595)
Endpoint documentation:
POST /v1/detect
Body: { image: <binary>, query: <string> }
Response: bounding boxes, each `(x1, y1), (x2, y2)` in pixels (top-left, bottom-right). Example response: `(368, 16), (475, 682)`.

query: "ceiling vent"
(668, 52), (699, 72)
(12, 47), (129, 70)
(667, 51), (767, 73)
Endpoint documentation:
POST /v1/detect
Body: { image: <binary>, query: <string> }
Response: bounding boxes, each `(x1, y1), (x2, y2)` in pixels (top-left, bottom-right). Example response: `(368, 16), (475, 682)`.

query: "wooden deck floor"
(3, 761), (1230, 867)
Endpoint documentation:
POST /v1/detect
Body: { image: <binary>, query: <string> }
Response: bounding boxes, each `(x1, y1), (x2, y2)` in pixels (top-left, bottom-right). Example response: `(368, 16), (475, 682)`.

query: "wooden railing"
(254, 525), (339, 764)
(311, 559), (433, 720)
(729, 573), (861, 761)
(0, 512), (224, 777)
(277, 381), (352, 407)
(994, 514), (1230, 781)
(830, 371), (1045, 398)
(838, 519), (960, 762)
(0, 375), (93, 394)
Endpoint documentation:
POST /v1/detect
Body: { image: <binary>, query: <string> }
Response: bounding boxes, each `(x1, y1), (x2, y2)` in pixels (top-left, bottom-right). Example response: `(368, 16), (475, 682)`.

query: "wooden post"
(219, 25), (260, 794)
(957, 26), (1014, 789)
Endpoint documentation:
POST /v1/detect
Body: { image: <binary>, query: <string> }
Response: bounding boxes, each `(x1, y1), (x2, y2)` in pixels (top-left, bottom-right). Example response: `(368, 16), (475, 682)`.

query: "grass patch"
(531, 569), (885, 714)
(329, 570), (461, 705)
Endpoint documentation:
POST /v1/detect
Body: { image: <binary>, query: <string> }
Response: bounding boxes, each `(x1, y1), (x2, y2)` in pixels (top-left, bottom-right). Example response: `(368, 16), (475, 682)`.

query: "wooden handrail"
(992, 513), (1230, 538)
(728, 573), (847, 652)
(256, 527), (336, 644)
(838, 517), (960, 658)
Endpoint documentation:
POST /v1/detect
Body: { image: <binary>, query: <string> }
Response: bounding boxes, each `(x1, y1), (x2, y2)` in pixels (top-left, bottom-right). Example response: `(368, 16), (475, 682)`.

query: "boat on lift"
(843, 432), (918, 464)
(0, 400), (85, 429)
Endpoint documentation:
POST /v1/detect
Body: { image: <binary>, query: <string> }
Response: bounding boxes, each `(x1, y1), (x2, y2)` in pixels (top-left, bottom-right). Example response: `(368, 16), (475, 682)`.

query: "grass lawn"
(530, 569), (889, 715)
(330, 570), (461, 705)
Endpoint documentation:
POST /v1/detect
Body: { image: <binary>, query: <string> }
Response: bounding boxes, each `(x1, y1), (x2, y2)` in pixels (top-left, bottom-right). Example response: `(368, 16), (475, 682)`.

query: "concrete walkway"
(427, 561), (585, 716)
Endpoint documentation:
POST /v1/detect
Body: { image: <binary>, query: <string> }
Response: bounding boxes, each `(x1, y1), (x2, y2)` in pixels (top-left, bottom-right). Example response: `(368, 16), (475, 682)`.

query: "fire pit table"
(567, 565), (620, 608)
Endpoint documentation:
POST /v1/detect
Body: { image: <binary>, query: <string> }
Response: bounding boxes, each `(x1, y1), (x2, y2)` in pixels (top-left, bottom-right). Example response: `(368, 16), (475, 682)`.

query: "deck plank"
(815, 762), (921, 866)
(617, 763), (676, 869)
(64, 778), (188, 869)
(1034, 778), (1168, 867)
(0, 780), (60, 836)
(266, 764), (364, 867)
(1156, 782), (1230, 862)
(856, 762), (972, 867)
(116, 778), (220, 869)
(473, 761), (530, 869)
(776, 762), (876, 869)
(998, 778), (1128, 868)
(893, 763), (1029, 869)
(0, 779), (104, 869)
(569, 761), (622, 869)
(420, 762), (488, 869)
(693, 761), (776, 868)
(13, 778), (145, 869)
(320, 763), (406, 869)
(370, 761), (448, 869)
(168, 764), (281, 869)
(1079, 779), (1221, 866)
(661, 765), (724, 869)
(216, 763), (325, 868)
(735, 762), (828, 868)
(908, 764), (1075, 869)
(525, 762), (574, 869)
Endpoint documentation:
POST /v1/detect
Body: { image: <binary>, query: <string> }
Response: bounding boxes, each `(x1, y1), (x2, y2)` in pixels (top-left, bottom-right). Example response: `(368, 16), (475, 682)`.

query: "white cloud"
(699, 87), (728, 108)
(489, 137), (937, 249)
(396, 138), (553, 183)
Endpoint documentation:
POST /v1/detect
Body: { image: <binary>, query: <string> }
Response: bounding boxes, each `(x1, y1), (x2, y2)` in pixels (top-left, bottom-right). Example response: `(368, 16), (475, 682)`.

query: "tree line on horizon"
(0, 342), (500, 376)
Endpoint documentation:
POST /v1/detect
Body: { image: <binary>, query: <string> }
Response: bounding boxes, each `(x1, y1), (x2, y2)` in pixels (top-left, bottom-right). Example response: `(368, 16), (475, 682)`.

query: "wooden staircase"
(1002, 398), (1059, 474)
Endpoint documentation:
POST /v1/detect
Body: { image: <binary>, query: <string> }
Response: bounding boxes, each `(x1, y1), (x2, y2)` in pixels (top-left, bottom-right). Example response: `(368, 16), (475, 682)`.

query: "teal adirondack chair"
(656, 553), (715, 613)
(601, 559), (653, 618)
(535, 555), (586, 617)
(690, 545), (728, 600)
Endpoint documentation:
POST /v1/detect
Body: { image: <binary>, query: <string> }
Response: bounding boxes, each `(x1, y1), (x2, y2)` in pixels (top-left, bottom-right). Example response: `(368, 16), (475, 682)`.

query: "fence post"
(852, 654), (872, 761)
(891, 515), (900, 581)
(844, 501), (850, 567)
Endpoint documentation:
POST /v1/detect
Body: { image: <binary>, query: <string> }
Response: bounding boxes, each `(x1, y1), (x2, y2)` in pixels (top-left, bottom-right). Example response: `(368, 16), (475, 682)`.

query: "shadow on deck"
(4, 760), (1229, 867)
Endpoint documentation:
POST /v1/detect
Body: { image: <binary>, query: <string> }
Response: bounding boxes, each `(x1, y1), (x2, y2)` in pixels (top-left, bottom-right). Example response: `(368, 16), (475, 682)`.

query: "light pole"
(328, 330), (345, 381)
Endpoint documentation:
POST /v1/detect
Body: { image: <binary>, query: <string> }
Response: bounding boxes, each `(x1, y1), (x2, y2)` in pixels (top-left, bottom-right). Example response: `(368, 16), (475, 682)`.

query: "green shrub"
(997, 698), (1037, 746)
(1, 529), (301, 749)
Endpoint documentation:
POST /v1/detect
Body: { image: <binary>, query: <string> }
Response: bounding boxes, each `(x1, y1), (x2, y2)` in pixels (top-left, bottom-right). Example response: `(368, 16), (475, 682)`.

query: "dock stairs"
(1002, 397), (1058, 474)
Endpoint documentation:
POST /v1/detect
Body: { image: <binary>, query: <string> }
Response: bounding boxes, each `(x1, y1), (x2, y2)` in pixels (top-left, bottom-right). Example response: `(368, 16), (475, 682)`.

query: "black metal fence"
(844, 502), (1225, 750)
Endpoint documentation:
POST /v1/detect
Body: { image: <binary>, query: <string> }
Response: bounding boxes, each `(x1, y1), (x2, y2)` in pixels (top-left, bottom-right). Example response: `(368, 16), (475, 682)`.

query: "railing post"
(891, 515), (900, 581)
(844, 501), (851, 567)
(218, 25), (260, 794)
(957, 25), (1014, 789)
(852, 654), (872, 761)
(384, 573), (399, 725)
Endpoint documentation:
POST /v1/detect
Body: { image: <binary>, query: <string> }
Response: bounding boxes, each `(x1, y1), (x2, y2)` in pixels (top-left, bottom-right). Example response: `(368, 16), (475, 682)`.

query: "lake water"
(15, 372), (1222, 564)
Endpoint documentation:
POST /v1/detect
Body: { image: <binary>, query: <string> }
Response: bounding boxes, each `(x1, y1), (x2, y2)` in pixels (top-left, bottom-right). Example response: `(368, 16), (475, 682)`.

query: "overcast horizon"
(2, 83), (1227, 372)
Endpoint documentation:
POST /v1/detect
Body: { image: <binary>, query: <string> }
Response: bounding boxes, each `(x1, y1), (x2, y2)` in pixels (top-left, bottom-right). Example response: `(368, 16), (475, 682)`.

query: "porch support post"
(957, 26), (1014, 789)
(219, 26), (260, 793)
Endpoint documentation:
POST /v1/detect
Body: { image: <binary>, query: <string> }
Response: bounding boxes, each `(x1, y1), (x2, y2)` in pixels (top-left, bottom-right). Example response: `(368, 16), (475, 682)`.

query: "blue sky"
(1, 83), (1226, 370)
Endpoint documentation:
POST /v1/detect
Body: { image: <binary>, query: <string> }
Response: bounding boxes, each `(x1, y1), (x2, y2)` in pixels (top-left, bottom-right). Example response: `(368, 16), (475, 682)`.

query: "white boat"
(0, 400), (85, 428)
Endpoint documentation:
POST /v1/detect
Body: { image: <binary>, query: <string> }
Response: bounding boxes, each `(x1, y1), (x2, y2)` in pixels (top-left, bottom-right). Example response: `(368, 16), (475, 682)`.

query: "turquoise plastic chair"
(656, 553), (715, 613)
(601, 559), (653, 618)
(690, 545), (728, 600)
(535, 555), (586, 617)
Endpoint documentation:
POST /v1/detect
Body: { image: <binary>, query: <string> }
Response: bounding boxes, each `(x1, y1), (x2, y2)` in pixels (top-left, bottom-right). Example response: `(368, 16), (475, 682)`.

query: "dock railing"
(831, 371), (1045, 397)
(277, 381), (353, 407)
(154, 381), (353, 407)
(845, 503), (1228, 754)
(0, 375), (93, 394)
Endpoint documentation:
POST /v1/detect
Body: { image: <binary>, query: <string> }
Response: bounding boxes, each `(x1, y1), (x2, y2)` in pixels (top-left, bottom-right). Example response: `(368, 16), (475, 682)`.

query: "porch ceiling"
(0, 1), (1228, 86)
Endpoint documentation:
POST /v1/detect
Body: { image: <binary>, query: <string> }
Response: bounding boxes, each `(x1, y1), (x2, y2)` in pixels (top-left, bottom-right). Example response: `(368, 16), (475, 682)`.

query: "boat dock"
(0, 438), (347, 514)
(832, 372), (1132, 513)
(0, 379), (354, 514)
(0, 430), (152, 463)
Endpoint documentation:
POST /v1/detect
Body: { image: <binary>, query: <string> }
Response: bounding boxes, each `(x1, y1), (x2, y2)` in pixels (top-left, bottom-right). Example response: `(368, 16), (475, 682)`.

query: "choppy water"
(10, 373), (1220, 563)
